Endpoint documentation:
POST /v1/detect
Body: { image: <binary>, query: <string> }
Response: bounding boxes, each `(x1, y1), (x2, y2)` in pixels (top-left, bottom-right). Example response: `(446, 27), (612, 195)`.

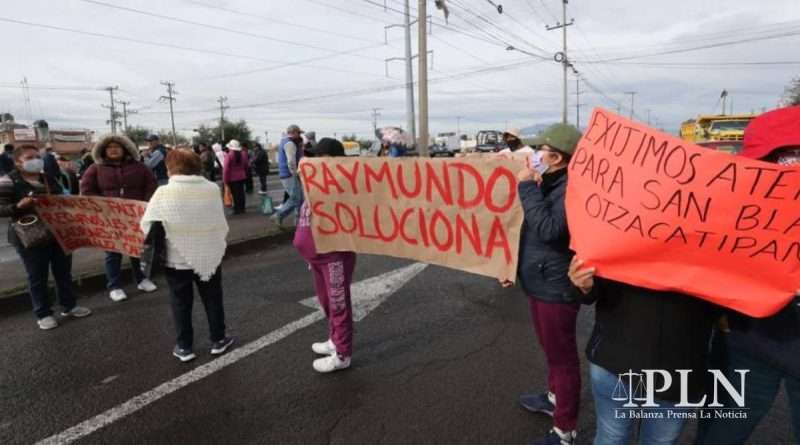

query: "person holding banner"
(81, 134), (159, 302)
(293, 138), (356, 373)
(0, 144), (92, 330)
(501, 123), (582, 445)
(697, 106), (800, 445)
(140, 148), (233, 363)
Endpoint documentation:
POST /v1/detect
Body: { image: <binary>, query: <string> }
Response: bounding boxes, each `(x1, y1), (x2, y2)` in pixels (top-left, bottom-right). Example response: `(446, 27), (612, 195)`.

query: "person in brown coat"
(80, 134), (158, 302)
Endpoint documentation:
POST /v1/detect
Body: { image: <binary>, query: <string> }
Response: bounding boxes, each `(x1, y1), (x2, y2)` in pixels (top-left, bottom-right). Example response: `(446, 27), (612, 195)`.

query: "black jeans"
(165, 267), (226, 350)
(15, 241), (76, 318)
(258, 173), (268, 193)
(228, 180), (246, 214)
(245, 169), (254, 194)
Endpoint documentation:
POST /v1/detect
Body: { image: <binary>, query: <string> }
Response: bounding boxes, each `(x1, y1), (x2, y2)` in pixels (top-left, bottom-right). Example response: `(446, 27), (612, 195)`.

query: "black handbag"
(11, 176), (55, 249)
(140, 221), (166, 279)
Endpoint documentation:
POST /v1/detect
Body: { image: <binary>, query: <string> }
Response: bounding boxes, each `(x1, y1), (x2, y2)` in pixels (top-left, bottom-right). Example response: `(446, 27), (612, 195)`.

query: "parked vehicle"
(679, 114), (756, 143)
(429, 143), (455, 157)
(475, 130), (505, 153)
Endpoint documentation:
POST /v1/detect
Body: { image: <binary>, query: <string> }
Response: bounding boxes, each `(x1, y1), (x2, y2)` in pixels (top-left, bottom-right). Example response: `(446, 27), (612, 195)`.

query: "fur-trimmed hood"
(92, 134), (140, 165)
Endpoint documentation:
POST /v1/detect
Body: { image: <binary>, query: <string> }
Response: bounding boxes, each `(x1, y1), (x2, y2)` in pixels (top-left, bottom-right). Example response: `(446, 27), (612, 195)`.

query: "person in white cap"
(223, 140), (249, 214)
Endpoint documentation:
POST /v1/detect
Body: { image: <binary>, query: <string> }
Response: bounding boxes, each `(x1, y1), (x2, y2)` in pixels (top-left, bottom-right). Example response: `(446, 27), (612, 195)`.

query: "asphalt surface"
(0, 238), (794, 445)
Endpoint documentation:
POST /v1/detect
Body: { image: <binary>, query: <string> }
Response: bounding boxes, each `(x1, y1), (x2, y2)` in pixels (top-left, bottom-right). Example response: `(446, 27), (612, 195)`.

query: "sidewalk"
(0, 190), (294, 299)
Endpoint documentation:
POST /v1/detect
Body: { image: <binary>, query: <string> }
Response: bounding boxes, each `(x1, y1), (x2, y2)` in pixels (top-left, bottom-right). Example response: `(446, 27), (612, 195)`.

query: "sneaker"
(137, 278), (158, 293)
(37, 316), (58, 330)
(210, 337), (235, 355)
(109, 289), (128, 302)
(311, 339), (336, 355)
(313, 354), (351, 373)
(60, 306), (92, 318)
(173, 346), (196, 362)
(258, 190), (268, 195)
(520, 392), (556, 416)
(529, 428), (576, 445)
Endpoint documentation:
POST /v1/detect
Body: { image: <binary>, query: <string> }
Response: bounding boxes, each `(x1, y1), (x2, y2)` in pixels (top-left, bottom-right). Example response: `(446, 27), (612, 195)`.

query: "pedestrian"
(0, 143), (15, 175)
(41, 144), (60, 181)
(78, 147), (94, 179)
(213, 142), (225, 179)
(303, 131), (317, 157)
(143, 134), (169, 186)
(380, 127), (410, 157)
(500, 124), (582, 445)
(273, 124), (305, 225)
(140, 148), (234, 362)
(80, 134), (159, 302)
(251, 142), (269, 194)
(55, 154), (79, 195)
(498, 128), (534, 155)
(223, 139), (249, 215)
(198, 142), (216, 182)
(293, 138), (356, 373)
(568, 259), (720, 444)
(243, 142), (255, 194)
(0, 144), (92, 329)
(696, 106), (800, 444)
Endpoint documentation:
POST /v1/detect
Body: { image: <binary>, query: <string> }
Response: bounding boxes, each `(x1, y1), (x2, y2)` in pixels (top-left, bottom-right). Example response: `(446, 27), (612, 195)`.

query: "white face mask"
(22, 158), (44, 173)
(531, 150), (549, 174)
(777, 149), (800, 166)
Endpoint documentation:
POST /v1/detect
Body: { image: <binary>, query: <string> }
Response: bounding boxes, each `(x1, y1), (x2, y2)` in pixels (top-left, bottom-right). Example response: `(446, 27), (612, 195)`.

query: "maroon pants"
(311, 254), (356, 357)
(528, 297), (581, 431)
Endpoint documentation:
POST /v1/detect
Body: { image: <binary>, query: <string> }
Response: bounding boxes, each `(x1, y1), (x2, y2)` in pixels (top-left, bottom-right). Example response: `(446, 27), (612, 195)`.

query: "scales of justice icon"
(613, 371), (649, 404)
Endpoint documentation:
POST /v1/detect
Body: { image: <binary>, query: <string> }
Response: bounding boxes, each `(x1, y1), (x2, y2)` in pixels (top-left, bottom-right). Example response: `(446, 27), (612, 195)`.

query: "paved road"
(0, 239), (793, 444)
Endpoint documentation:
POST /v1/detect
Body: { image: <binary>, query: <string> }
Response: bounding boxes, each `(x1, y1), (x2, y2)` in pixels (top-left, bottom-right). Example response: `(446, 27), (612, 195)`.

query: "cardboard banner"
(567, 108), (800, 317)
(36, 195), (148, 257)
(299, 157), (525, 280)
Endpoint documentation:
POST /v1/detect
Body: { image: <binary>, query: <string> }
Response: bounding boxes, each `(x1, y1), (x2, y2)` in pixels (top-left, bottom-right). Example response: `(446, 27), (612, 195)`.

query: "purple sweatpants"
(528, 297), (581, 431)
(311, 254), (356, 358)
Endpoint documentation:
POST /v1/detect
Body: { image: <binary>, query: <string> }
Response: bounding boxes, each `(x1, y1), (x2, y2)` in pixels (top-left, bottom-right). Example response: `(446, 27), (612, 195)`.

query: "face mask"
(507, 139), (521, 150)
(530, 151), (549, 175)
(777, 149), (800, 166)
(22, 158), (44, 173)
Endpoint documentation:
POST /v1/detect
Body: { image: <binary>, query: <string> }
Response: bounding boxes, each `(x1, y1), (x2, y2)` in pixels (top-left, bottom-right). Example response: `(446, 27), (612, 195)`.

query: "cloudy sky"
(1, 0), (799, 142)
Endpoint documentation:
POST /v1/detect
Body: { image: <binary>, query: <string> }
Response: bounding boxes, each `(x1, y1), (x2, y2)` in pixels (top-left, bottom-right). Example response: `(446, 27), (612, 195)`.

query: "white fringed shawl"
(140, 175), (229, 281)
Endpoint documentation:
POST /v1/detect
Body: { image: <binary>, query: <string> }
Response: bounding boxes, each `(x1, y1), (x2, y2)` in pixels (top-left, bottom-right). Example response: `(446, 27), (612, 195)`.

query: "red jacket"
(223, 150), (249, 184)
(80, 161), (157, 201)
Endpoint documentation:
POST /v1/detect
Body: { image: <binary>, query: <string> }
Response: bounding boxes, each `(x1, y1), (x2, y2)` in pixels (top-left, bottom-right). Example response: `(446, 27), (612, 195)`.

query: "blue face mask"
(22, 158), (44, 173)
(530, 151), (549, 175)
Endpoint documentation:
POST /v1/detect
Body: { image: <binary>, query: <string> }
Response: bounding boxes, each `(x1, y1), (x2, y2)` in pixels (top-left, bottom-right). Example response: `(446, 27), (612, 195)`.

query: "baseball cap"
(530, 123), (582, 155)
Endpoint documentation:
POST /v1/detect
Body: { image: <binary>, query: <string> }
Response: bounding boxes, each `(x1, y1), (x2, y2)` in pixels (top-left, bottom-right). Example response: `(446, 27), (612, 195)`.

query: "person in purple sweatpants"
(293, 138), (357, 374)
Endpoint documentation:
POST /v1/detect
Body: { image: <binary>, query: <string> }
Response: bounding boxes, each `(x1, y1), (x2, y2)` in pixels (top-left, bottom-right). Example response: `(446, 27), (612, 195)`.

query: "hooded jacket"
(80, 134), (157, 202)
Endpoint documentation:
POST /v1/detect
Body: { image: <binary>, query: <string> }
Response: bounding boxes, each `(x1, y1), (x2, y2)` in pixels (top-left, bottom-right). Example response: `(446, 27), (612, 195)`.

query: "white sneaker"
(313, 354), (351, 373)
(37, 316), (58, 330)
(109, 289), (128, 302)
(137, 279), (158, 293)
(312, 339), (336, 355)
(60, 306), (92, 318)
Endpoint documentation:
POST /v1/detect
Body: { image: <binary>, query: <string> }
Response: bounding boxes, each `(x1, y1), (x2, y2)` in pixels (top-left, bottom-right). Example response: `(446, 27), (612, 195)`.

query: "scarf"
(140, 175), (229, 281)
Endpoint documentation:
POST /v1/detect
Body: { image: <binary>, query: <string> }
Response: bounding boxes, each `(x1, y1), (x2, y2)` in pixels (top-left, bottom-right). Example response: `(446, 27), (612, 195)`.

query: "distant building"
(0, 114), (93, 156)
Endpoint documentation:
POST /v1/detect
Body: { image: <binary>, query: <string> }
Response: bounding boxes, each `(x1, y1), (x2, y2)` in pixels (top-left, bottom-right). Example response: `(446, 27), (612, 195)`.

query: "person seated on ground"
(140, 148), (234, 363)
(0, 144), (92, 330)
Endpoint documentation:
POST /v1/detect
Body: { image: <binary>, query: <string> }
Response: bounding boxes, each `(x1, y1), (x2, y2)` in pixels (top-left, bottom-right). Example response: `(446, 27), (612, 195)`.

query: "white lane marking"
(36, 263), (428, 445)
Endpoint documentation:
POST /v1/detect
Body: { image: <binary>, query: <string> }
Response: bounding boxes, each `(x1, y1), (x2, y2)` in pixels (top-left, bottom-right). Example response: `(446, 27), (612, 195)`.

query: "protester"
(212, 142), (225, 178)
(77, 147), (94, 179)
(41, 144), (60, 181)
(198, 142), (216, 182)
(80, 134), (159, 302)
(0, 144), (92, 329)
(251, 142), (269, 194)
(500, 124), (582, 445)
(242, 142), (255, 194)
(380, 127), (410, 157)
(55, 154), (79, 195)
(696, 106), (800, 444)
(140, 148), (233, 362)
(223, 139), (249, 215)
(273, 125), (305, 225)
(569, 256), (720, 444)
(143, 134), (169, 186)
(498, 128), (534, 155)
(293, 138), (356, 373)
(0, 143), (15, 175)
(303, 131), (317, 157)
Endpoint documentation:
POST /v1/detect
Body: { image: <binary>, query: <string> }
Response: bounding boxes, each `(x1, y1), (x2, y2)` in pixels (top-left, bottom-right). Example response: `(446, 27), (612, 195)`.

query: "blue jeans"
(591, 363), (687, 445)
(695, 339), (800, 444)
(105, 252), (144, 289)
(276, 176), (303, 222)
(15, 241), (76, 319)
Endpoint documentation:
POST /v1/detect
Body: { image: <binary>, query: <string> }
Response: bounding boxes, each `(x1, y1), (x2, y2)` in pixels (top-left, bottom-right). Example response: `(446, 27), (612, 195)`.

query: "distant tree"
(192, 119), (252, 146)
(160, 129), (189, 146)
(124, 126), (152, 146)
(785, 76), (800, 106)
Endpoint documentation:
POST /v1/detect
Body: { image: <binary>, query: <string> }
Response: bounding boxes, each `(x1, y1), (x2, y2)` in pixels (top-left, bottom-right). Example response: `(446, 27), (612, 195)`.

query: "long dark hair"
(234, 150), (242, 165)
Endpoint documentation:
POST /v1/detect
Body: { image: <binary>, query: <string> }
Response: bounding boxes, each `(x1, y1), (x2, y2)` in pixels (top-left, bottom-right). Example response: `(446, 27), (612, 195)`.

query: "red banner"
(36, 195), (148, 257)
(566, 108), (800, 317)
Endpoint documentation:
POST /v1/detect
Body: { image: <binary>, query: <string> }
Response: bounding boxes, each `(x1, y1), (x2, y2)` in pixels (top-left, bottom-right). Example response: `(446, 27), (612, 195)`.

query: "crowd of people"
(1, 108), (799, 444)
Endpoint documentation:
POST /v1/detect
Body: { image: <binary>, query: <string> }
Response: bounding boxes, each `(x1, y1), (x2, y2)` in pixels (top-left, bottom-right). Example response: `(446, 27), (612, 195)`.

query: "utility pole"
(456, 116), (462, 137)
(546, 0), (574, 124)
(575, 75), (582, 130)
(160, 81), (178, 146)
(625, 91), (637, 120)
(217, 96), (229, 142)
(372, 108), (382, 133)
(418, 0), (429, 155)
(102, 86), (120, 134)
(403, 0), (417, 144)
(118, 100), (136, 133)
(646, 109), (652, 126)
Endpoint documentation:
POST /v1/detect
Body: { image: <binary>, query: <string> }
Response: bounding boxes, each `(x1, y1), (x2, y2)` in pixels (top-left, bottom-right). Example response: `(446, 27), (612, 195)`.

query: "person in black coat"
(0, 144), (15, 176)
(251, 142), (269, 194)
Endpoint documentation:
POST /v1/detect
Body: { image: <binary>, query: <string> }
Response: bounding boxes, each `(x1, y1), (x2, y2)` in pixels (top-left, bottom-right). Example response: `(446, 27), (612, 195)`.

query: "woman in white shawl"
(140, 148), (234, 363)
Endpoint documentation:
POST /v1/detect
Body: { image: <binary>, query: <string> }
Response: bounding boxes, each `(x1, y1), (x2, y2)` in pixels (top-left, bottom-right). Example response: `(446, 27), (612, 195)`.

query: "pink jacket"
(222, 150), (249, 184)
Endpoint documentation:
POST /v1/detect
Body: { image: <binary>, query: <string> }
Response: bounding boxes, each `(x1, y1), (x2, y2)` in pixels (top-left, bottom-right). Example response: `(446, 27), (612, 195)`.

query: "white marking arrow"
(36, 263), (428, 445)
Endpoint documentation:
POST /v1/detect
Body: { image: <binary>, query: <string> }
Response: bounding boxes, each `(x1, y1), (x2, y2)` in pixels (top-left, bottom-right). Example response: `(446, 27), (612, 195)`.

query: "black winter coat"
(517, 169), (577, 303)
